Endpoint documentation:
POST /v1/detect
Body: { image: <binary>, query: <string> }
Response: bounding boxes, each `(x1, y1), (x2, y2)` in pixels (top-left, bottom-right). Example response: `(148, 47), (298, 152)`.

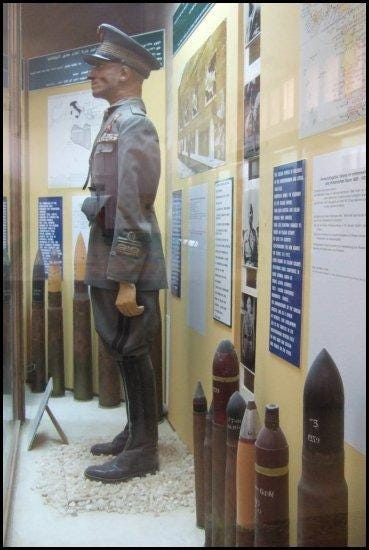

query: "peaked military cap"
(83, 23), (161, 78)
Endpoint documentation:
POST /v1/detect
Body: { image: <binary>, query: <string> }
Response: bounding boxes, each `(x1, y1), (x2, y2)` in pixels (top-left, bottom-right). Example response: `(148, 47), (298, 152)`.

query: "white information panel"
(213, 178), (233, 327)
(309, 145), (366, 454)
(187, 184), (208, 335)
(300, 3), (366, 138)
(48, 90), (107, 188)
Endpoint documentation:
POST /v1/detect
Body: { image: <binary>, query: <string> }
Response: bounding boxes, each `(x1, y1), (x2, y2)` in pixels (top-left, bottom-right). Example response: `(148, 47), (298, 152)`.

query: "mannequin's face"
(87, 61), (127, 103)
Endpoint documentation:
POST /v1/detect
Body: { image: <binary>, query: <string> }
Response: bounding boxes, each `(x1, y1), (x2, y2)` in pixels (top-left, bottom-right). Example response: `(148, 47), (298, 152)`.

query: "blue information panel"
(38, 197), (63, 277)
(269, 160), (305, 367)
(3, 197), (8, 252)
(171, 190), (182, 297)
(28, 30), (165, 91)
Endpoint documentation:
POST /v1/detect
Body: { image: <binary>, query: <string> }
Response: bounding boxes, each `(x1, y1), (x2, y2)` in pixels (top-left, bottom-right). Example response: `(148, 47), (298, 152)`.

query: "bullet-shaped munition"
(236, 399), (261, 547)
(204, 401), (213, 547)
(73, 234), (93, 401)
(150, 295), (164, 421)
(225, 391), (246, 547)
(98, 336), (123, 407)
(3, 250), (12, 395)
(212, 340), (240, 547)
(255, 404), (289, 547)
(193, 380), (207, 529)
(30, 248), (46, 393)
(48, 252), (65, 397)
(297, 348), (347, 547)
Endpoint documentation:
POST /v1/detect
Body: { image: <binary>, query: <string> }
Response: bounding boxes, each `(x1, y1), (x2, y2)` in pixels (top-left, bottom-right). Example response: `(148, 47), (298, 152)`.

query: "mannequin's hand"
(115, 283), (144, 317)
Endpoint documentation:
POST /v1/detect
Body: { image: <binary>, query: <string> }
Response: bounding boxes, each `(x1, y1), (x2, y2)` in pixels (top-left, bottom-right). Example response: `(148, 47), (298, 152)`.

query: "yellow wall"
(26, 68), (166, 394)
(256, 4), (365, 547)
(168, 3), (243, 444)
(167, 3), (365, 546)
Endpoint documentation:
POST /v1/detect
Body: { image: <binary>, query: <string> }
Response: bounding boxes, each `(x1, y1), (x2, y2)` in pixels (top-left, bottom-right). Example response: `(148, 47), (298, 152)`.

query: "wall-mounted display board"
(38, 197), (63, 277)
(213, 177), (233, 327)
(28, 30), (165, 91)
(178, 20), (226, 179)
(187, 183), (208, 335)
(3, 197), (8, 252)
(309, 145), (366, 454)
(171, 190), (183, 298)
(299, 3), (366, 138)
(269, 160), (305, 367)
(241, 4), (261, 392)
(173, 3), (215, 54)
(48, 90), (107, 188)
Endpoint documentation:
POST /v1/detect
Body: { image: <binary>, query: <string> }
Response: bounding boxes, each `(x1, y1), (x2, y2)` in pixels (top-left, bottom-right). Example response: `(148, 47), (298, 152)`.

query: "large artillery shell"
(204, 401), (213, 547)
(48, 257), (65, 397)
(236, 399), (261, 547)
(30, 249), (46, 393)
(212, 340), (240, 547)
(255, 404), (289, 547)
(297, 348), (347, 547)
(225, 391), (246, 547)
(193, 381), (207, 529)
(150, 293), (164, 421)
(73, 282), (93, 400)
(73, 234), (92, 400)
(3, 250), (12, 395)
(98, 336), (123, 407)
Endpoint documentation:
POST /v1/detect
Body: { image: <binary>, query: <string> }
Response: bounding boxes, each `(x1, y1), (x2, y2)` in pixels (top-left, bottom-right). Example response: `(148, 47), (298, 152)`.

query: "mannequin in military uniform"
(81, 24), (167, 482)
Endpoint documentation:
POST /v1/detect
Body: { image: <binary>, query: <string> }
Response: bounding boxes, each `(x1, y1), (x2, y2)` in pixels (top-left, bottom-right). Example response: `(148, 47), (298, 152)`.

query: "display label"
(213, 178), (233, 327)
(173, 3), (214, 54)
(171, 190), (183, 297)
(38, 197), (63, 277)
(188, 184), (208, 335)
(28, 30), (164, 91)
(269, 160), (305, 367)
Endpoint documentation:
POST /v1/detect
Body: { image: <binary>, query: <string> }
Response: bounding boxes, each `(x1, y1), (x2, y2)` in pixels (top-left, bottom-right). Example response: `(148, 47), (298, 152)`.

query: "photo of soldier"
(240, 294), (257, 371)
(244, 75), (260, 159)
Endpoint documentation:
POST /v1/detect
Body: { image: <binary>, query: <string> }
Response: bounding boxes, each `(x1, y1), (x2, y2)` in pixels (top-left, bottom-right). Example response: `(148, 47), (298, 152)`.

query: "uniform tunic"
(82, 97), (167, 358)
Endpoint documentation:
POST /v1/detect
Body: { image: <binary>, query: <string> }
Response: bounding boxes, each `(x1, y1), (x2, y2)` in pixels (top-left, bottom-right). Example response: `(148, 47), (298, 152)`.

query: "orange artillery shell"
(297, 348), (347, 547)
(48, 255), (65, 397)
(30, 249), (46, 393)
(204, 401), (214, 547)
(255, 404), (289, 547)
(73, 234), (93, 401)
(236, 399), (261, 547)
(193, 380), (207, 529)
(224, 391), (246, 547)
(212, 340), (240, 547)
(98, 336), (123, 407)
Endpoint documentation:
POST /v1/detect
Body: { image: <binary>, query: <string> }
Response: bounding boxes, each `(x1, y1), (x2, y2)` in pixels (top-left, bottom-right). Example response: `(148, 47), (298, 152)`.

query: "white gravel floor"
(6, 389), (205, 547)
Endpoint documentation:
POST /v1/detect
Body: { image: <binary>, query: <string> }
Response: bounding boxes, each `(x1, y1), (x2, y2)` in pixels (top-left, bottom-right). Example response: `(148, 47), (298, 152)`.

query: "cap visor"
(82, 53), (113, 65)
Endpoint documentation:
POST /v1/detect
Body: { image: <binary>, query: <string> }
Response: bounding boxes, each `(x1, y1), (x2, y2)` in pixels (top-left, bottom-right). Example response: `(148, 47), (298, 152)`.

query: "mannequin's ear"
(119, 64), (132, 82)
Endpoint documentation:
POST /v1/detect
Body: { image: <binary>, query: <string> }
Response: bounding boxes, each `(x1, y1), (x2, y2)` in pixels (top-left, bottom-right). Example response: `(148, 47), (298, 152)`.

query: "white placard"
(300, 4), (366, 138)
(48, 90), (107, 188)
(72, 195), (90, 258)
(213, 178), (233, 327)
(309, 145), (366, 454)
(187, 184), (208, 335)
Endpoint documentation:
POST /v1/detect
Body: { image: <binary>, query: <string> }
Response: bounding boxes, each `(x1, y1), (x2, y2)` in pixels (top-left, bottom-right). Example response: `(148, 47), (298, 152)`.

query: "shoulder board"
(130, 104), (146, 117)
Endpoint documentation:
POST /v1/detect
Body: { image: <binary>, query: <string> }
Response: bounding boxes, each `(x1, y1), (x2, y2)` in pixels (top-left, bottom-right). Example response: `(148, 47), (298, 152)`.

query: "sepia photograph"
(244, 75), (260, 159)
(240, 293), (257, 371)
(178, 20), (227, 178)
(242, 183), (259, 268)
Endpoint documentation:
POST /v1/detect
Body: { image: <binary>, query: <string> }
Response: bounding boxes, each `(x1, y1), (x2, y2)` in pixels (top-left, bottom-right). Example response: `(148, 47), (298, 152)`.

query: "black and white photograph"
(246, 3), (261, 45)
(240, 293), (257, 371)
(242, 183), (259, 268)
(244, 75), (260, 159)
(178, 20), (227, 178)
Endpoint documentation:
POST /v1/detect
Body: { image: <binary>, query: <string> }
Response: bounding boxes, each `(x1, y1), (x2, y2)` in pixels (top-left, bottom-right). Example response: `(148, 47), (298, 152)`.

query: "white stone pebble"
(32, 431), (196, 516)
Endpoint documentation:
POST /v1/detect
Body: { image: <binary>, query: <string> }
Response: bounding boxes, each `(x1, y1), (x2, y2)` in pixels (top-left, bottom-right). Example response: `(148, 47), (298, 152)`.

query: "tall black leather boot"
(84, 355), (159, 482)
(90, 424), (129, 456)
